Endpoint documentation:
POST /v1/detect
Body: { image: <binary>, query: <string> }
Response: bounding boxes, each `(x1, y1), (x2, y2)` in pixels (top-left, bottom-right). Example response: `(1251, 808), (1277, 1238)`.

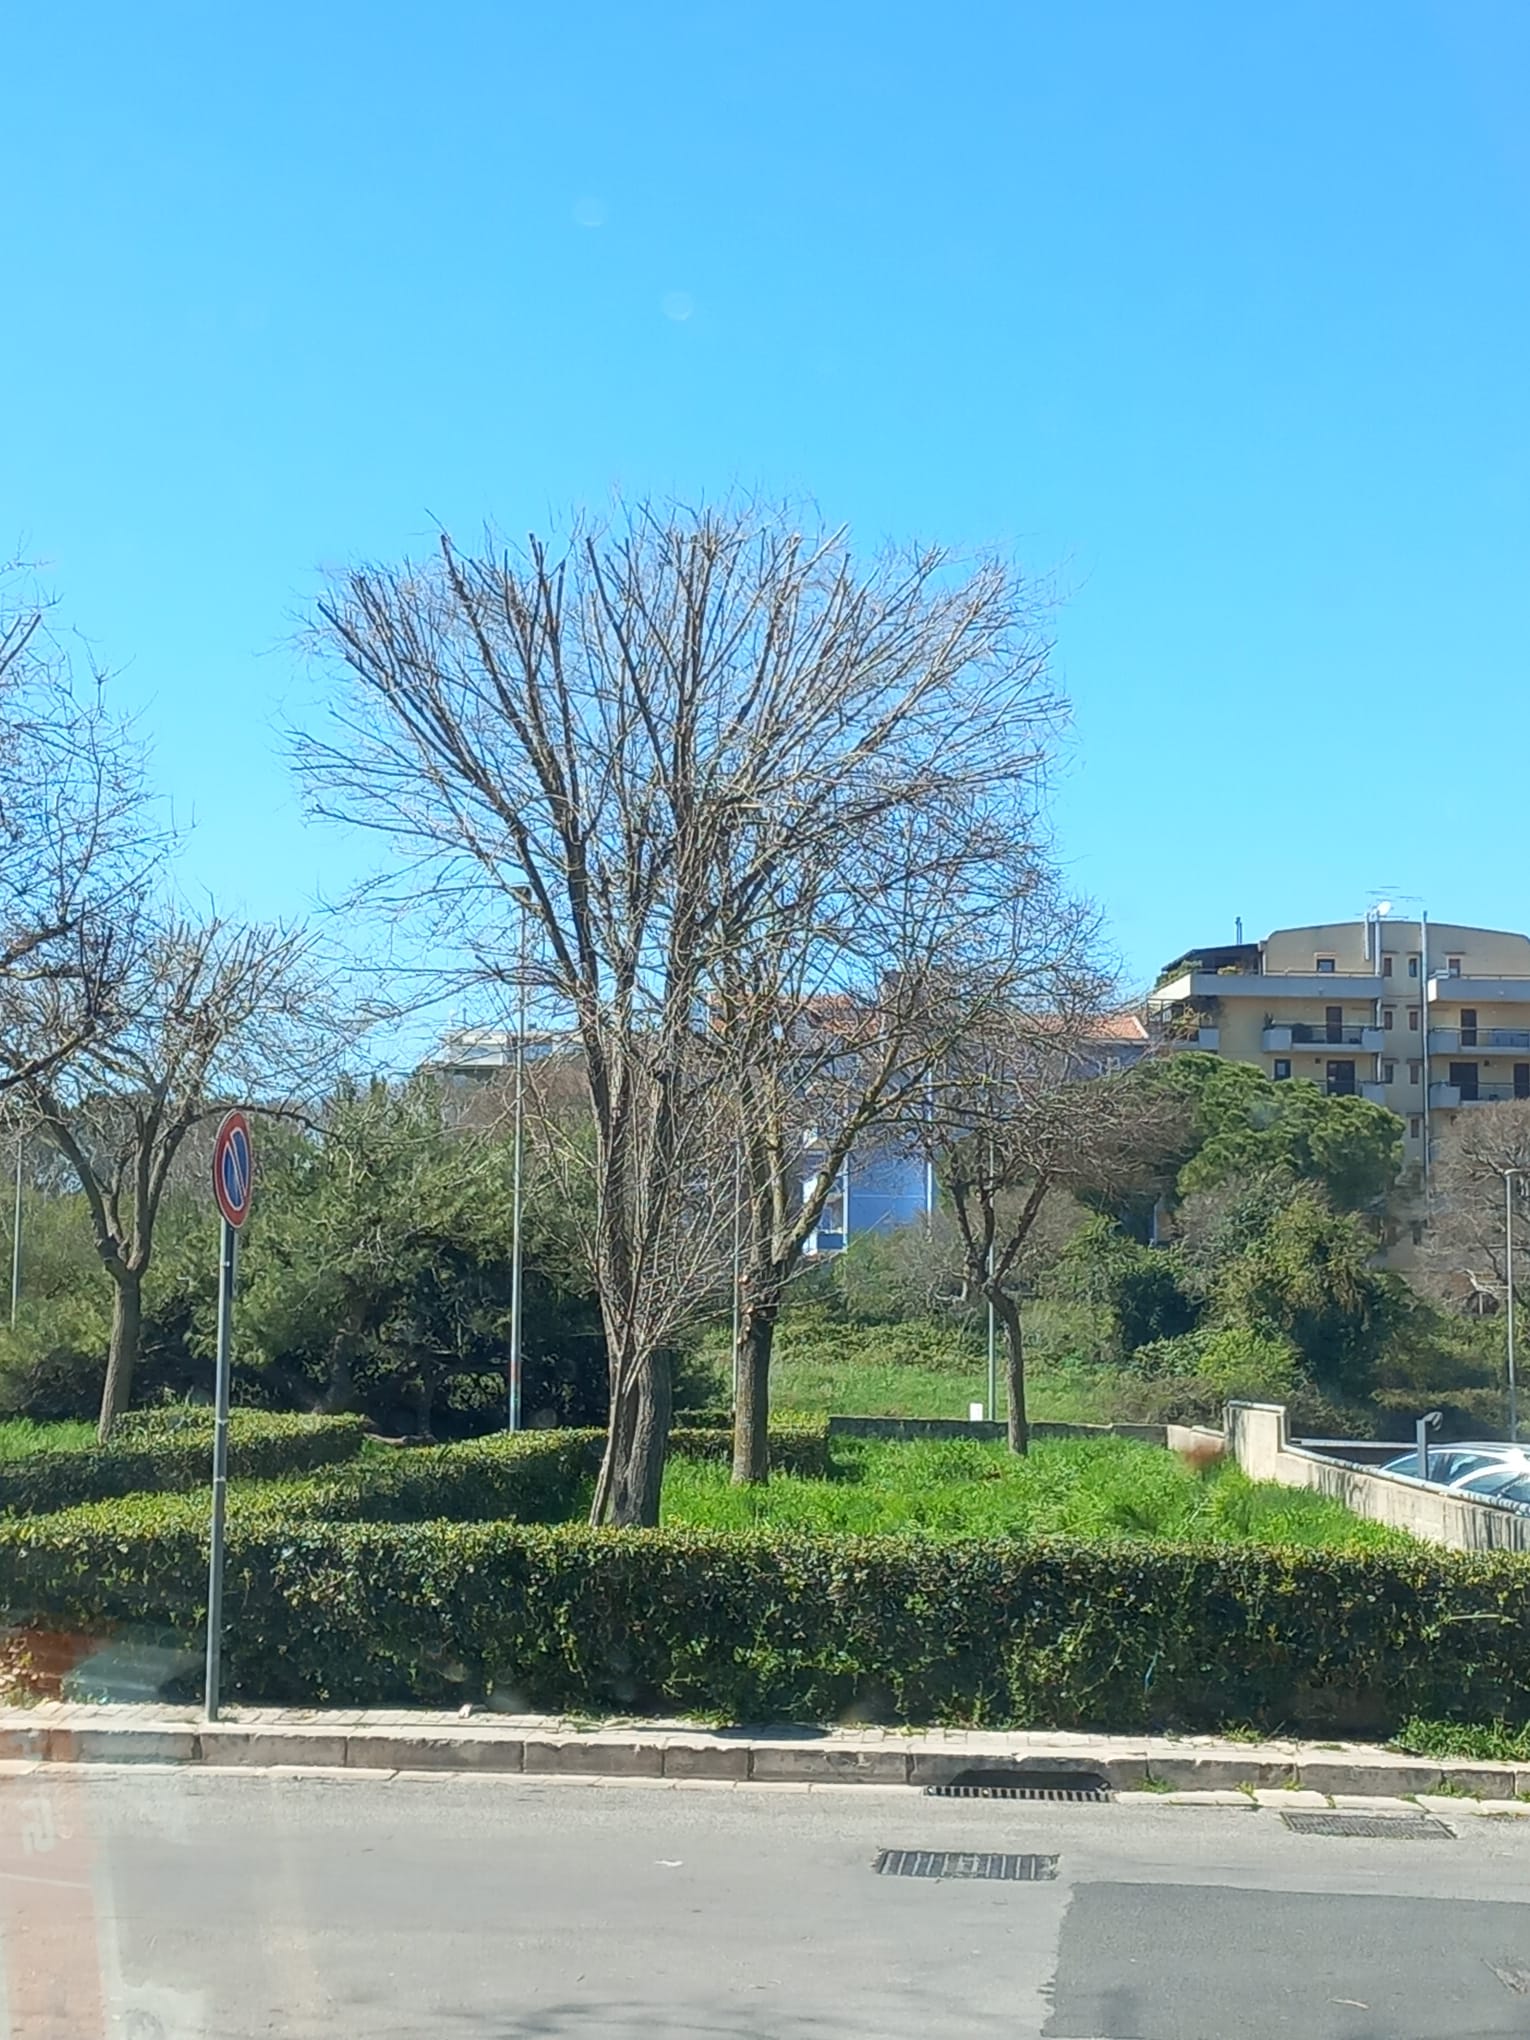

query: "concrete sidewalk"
(0, 1700), (1522, 1801)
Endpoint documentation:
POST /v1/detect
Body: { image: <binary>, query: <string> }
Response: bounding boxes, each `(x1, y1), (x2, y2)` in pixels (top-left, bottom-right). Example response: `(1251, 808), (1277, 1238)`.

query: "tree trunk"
(589, 1347), (672, 1527)
(320, 1334), (356, 1414)
(731, 1287), (781, 1485)
(987, 1283), (1028, 1455)
(97, 1270), (143, 1443)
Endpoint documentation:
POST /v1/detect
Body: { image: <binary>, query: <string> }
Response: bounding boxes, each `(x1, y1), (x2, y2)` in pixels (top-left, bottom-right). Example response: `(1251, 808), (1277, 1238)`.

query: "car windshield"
(1385, 1449), (1497, 1483)
(1457, 1466), (1530, 1499)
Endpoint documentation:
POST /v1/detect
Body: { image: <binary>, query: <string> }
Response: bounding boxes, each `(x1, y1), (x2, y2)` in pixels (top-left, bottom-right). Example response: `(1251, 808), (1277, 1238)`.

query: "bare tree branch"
(297, 496), (1064, 1521)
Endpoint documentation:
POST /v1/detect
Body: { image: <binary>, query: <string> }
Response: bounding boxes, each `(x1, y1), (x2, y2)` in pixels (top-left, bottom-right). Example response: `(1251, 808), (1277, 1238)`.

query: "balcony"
(1262, 1023), (1384, 1053)
(1429, 1027), (1530, 1055)
(1426, 975), (1530, 1005)
(1150, 969), (1382, 1007)
(1359, 1081), (1389, 1105)
(1430, 1081), (1530, 1109)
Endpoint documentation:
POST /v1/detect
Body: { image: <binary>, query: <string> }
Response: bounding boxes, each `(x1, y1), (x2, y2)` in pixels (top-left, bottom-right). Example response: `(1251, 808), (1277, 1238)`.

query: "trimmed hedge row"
(0, 1413), (368, 1517)
(0, 1420), (831, 1528)
(4, 1501), (1530, 1732)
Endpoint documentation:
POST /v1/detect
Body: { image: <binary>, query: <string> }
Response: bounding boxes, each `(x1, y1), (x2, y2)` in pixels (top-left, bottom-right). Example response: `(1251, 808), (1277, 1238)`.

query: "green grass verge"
(763, 1306), (1124, 1424)
(1390, 1716), (1530, 1764)
(660, 1436), (1413, 1551)
(0, 1419), (98, 1457)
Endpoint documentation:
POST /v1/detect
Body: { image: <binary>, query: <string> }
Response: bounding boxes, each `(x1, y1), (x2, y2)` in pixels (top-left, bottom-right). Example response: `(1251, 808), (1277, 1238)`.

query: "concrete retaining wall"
(825, 1416), (1168, 1446)
(1226, 1401), (1530, 1553)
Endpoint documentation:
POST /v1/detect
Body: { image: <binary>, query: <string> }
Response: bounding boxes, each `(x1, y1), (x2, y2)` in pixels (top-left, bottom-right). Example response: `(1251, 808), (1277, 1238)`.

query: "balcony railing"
(1263, 1022), (1384, 1051)
(1429, 1027), (1530, 1054)
(1430, 1081), (1530, 1109)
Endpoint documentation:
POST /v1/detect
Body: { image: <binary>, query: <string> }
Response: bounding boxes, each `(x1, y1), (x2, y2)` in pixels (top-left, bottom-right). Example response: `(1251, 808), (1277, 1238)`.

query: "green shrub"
(2, 1503), (1527, 1732)
(1119, 1326), (1300, 1422)
(248, 1431), (599, 1525)
(668, 1423), (831, 1479)
(0, 1412), (367, 1516)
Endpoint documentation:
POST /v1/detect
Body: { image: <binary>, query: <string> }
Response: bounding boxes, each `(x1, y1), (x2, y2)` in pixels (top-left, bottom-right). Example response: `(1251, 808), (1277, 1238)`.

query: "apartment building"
(1147, 917), (1530, 1185)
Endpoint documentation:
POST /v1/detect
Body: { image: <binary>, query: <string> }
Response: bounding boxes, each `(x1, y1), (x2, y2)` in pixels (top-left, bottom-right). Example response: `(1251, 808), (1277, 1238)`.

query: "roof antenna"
(1235, 916), (1243, 944)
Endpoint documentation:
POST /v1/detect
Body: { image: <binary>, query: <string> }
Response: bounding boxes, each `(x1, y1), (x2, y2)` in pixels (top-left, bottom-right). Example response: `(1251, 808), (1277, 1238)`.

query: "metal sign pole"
(204, 1216), (236, 1721)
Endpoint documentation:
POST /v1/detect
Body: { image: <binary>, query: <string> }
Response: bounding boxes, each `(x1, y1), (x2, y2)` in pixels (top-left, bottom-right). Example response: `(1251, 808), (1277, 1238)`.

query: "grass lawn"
(0, 1418), (97, 1457)
(762, 1304), (1127, 1426)
(660, 1434), (1411, 1550)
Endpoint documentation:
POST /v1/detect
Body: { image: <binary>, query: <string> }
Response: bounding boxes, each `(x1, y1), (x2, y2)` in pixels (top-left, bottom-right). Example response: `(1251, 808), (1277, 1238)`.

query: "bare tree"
(929, 1013), (1171, 1451)
(1419, 1102), (1530, 1319)
(21, 916), (338, 1438)
(298, 499), (1063, 1524)
(711, 854), (1094, 1482)
(0, 570), (160, 1097)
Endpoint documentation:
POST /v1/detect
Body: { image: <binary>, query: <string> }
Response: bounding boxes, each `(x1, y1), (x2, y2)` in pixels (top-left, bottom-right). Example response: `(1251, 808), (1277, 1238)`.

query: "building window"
(1409, 1116), (1421, 1138)
(1408, 1060), (1422, 1084)
(1447, 957), (1462, 977)
(1315, 956), (1336, 973)
(1273, 1059), (1291, 1080)
(1408, 1007), (1420, 1030)
(1383, 1007), (1395, 1030)
(1408, 955), (1419, 978)
(1382, 955), (1393, 977)
(1382, 1061), (1396, 1083)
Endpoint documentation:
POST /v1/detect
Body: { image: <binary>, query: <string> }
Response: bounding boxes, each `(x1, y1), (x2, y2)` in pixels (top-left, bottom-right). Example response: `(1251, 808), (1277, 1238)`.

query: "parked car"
(1378, 1443), (1530, 1489)
(1451, 1464), (1530, 1508)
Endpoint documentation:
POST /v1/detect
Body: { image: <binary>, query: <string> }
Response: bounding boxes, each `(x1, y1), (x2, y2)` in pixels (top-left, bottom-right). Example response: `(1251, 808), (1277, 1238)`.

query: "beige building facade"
(1147, 917), (1530, 1195)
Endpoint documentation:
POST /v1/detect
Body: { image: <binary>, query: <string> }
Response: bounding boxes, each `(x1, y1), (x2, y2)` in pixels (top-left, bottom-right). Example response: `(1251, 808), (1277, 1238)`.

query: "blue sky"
(4, 0), (1527, 1007)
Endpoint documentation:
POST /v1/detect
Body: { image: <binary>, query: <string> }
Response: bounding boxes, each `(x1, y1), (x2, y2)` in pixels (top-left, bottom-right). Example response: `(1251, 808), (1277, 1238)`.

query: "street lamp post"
(9, 1137), (21, 1331)
(1506, 1167), (1524, 1444)
(730, 1136), (744, 1415)
(507, 893), (530, 1433)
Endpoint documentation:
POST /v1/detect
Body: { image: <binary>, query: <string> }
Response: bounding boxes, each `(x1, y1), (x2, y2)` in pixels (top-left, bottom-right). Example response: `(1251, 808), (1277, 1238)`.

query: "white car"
(1379, 1443), (1530, 1490)
(1451, 1463), (1530, 1508)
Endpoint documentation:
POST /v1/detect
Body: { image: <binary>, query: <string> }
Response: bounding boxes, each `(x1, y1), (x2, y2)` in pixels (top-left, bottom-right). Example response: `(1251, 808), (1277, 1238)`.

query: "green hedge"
(0, 1413), (367, 1516)
(668, 1423), (831, 1479)
(4, 1500), (1530, 1733)
(0, 1420), (830, 1529)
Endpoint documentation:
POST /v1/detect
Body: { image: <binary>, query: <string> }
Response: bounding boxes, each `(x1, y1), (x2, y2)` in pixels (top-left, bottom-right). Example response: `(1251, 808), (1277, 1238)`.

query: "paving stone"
(661, 1740), (750, 1781)
(1145, 1757), (1289, 1791)
(751, 1744), (910, 1784)
(1330, 1794), (1419, 1813)
(522, 1736), (664, 1778)
(1297, 1761), (1443, 1797)
(0, 1726), (50, 1762)
(196, 1728), (348, 1768)
(1434, 1766), (1516, 1798)
(1414, 1793), (1483, 1816)
(56, 1727), (200, 1764)
(345, 1732), (523, 1773)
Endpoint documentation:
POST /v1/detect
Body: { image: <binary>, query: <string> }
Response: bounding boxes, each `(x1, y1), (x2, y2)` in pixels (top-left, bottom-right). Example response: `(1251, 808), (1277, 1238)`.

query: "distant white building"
(423, 1027), (578, 1084)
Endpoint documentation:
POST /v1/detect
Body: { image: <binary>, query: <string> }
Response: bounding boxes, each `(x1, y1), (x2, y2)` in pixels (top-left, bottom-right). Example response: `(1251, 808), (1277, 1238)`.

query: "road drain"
(874, 1850), (1059, 1881)
(926, 1767), (1112, 1803)
(1280, 1812), (1454, 1840)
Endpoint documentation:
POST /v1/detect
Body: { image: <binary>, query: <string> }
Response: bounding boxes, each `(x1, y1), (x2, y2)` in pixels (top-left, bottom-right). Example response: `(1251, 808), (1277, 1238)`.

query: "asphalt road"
(6, 1770), (1530, 2038)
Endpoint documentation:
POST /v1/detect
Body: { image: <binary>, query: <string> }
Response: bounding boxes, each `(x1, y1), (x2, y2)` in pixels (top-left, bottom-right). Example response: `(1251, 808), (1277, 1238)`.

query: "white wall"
(1225, 1402), (1530, 1553)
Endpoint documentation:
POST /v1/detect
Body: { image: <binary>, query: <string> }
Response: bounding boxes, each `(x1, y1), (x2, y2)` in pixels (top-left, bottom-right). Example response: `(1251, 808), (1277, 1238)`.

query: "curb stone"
(0, 1705), (1518, 1802)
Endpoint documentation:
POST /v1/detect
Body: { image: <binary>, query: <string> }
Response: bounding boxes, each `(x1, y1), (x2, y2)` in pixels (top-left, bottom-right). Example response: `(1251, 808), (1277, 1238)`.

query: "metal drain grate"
(1281, 1811), (1454, 1840)
(926, 1767), (1112, 1804)
(874, 1849), (1059, 1881)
